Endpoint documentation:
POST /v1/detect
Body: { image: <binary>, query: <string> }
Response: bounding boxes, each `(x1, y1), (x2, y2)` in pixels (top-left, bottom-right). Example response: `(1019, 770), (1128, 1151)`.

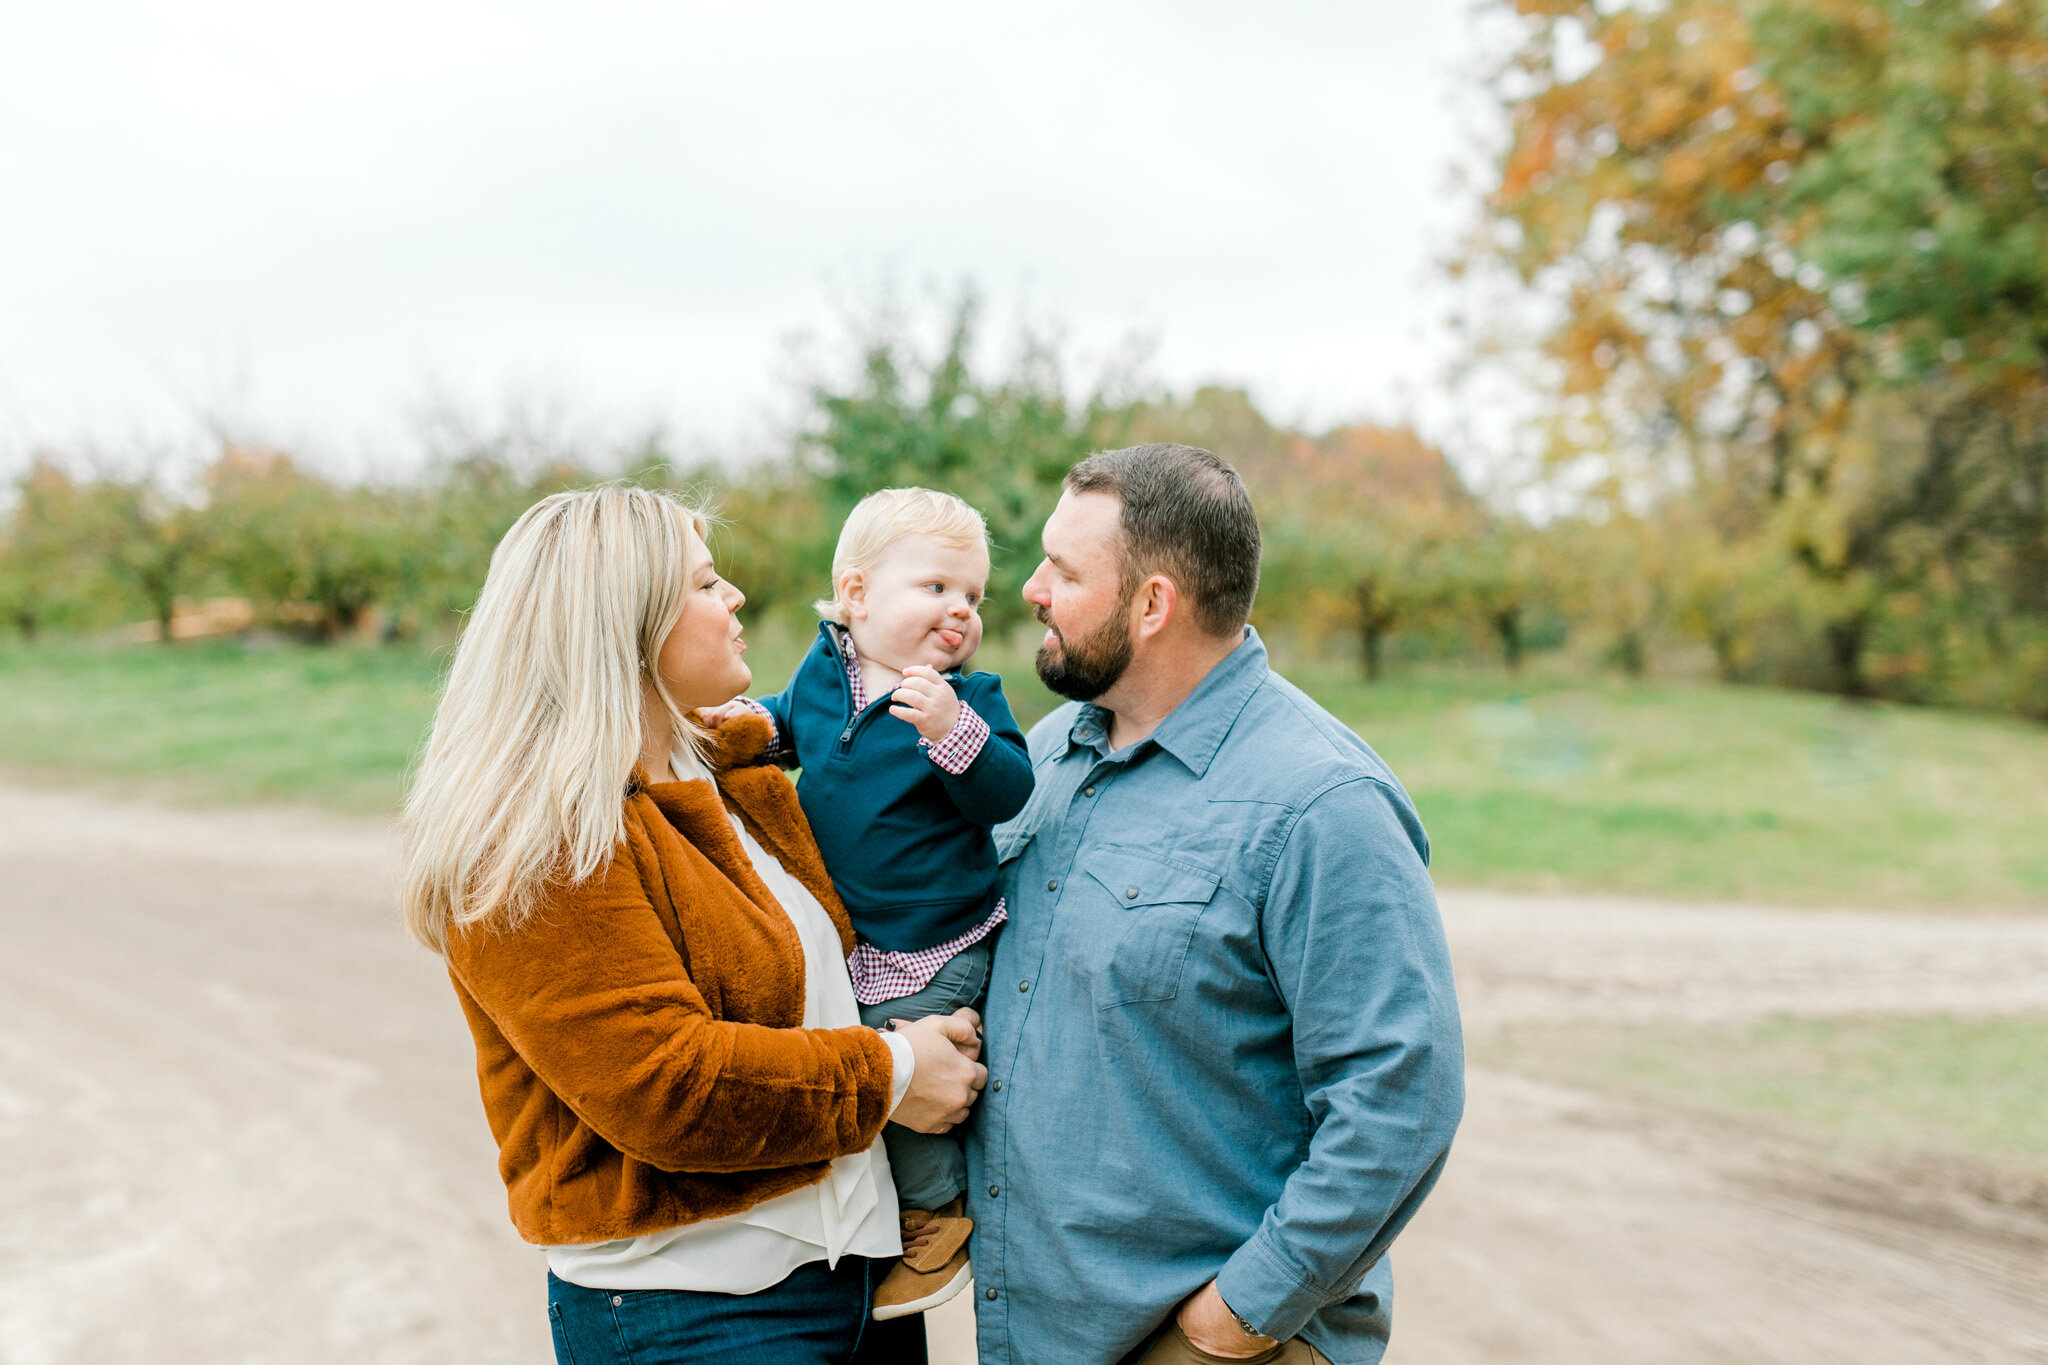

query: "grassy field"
(1477, 1014), (2048, 1184)
(0, 637), (447, 813)
(1300, 665), (2048, 909)
(1, 629), (2045, 907)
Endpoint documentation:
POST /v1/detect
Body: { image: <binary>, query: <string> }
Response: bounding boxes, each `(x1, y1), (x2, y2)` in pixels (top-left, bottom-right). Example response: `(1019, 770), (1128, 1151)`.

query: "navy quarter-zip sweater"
(752, 622), (1034, 953)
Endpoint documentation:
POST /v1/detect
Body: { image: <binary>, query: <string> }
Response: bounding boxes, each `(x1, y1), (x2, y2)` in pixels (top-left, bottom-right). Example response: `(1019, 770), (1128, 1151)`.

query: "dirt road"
(1, 782), (2043, 1364)
(1397, 891), (2048, 1365)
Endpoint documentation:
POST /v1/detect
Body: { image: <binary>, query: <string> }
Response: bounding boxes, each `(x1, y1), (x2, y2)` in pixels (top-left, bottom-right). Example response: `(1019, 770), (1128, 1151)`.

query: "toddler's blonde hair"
(815, 487), (989, 625)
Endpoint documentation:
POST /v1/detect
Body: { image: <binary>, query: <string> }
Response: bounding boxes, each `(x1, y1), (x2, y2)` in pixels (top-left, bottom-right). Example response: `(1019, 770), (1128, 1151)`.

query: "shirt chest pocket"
(1079, 848), (1222, 1009)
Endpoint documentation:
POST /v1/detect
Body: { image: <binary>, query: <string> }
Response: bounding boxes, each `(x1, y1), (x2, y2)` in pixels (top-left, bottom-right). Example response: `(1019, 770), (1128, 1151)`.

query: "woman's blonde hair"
(399, 485), (713, 954)
(814, 486), (989, 625)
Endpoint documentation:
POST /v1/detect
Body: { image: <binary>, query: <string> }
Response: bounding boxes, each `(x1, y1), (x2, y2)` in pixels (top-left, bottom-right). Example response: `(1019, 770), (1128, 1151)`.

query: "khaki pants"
(1134, 1320), (1330, 1365)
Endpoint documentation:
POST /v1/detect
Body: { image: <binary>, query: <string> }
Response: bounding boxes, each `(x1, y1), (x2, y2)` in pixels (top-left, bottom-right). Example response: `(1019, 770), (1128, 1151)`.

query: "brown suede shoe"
(872, 1197), (973, 1320)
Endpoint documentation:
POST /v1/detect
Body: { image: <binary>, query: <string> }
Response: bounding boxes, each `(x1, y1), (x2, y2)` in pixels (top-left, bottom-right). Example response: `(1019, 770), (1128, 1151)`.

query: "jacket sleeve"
(932, 673), (1035, 825)
(1212, 777), (1465, 1340)
(445, 843), (894, 1175)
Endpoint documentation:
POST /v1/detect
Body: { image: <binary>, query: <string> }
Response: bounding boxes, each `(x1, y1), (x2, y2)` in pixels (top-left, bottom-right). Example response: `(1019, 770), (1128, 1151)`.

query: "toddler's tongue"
(937, 628), (963, 651)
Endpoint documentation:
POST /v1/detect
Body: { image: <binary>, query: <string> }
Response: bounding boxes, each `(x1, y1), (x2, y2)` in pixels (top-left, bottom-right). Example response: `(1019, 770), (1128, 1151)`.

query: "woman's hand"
(889, 666), (962, 743)
(889, 1008), (987, 1133)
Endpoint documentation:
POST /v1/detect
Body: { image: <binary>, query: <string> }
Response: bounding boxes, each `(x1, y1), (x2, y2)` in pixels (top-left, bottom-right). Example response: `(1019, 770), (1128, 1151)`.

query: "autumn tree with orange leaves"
(1468, 0), (2048, 712)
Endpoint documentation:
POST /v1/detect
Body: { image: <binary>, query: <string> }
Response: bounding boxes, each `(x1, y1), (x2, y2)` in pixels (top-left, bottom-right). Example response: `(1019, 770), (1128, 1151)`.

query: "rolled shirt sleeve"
(1212, 778), (1466, 1341)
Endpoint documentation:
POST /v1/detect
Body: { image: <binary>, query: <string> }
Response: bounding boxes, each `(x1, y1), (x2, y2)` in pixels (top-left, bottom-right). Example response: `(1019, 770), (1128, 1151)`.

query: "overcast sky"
(0, 2), (1485, 471)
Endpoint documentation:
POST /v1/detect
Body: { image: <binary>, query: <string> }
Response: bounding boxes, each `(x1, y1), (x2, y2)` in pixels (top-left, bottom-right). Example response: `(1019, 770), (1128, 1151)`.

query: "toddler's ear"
(839, 570), (868, 620)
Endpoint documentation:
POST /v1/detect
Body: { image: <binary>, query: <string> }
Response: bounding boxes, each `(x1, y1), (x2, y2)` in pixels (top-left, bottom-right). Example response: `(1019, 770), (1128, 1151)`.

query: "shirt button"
(985, 1288), (999, 1301)
(1047, 879), (1059, 891)
(1018, 980), (1030, 992)
(991, 1079), (1003, 1092)
(988, 1184), (1001, 1197)
(1083, 785), (1096, 797)
(1125, 887), (1139, 899)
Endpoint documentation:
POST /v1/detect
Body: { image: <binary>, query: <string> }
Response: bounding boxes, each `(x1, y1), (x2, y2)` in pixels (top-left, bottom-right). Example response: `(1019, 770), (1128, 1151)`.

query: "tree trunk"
(1494, 606), (1524, 673)
(1614, 628), (1646, 678)
(1709, 628), (1742, 683)
(2013, 424), (2048, 615)
(13, 609), (37, 642)
(1355, 580), (1395, 683)
(1824, 615), (1872, 697)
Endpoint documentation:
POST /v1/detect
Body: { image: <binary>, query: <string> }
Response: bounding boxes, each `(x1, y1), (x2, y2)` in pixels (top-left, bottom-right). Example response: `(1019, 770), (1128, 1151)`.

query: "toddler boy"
(712, 487), (1032, 1319)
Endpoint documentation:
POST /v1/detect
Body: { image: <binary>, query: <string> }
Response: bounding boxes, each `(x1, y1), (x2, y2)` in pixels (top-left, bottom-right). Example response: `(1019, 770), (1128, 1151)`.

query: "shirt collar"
(1066, 627), (1269, 779)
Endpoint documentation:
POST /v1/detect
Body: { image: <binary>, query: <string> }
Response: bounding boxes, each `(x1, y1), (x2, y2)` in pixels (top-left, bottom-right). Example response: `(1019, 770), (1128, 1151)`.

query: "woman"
(399, 486), (986, 1365)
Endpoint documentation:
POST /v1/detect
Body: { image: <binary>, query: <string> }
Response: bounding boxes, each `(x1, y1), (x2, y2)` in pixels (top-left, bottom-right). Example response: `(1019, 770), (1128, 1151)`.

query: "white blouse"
(545, 749), (914, 1293)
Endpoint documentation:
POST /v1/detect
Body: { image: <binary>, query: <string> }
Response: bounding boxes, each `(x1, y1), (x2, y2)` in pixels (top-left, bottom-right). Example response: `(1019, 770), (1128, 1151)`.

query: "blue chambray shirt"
(965, 629), (1464, 1365)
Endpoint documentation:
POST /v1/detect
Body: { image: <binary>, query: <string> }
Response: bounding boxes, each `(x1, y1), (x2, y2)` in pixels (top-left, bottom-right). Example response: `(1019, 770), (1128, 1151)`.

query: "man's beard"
(1034, 601), (1135, 701)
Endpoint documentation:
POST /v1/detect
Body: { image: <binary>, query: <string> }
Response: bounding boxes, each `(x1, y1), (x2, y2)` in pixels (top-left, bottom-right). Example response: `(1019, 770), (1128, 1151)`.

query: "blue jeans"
(855, 939), (993, 1211)
(547, 1261), (928, 1365)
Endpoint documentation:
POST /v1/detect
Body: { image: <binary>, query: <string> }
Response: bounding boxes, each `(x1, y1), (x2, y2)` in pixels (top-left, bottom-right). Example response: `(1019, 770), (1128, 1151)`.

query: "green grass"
(1287, 664), (2048, 908)
(1477, 1014), (2048, 1181)
(2, 632), (2046, 906)
(0, 637), (448, 813)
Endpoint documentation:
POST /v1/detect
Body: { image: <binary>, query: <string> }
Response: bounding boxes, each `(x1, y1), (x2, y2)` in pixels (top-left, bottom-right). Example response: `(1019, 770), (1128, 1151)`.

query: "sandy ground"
(1, 782), (2044, 1364)
(1395, 891), (2048, 1365)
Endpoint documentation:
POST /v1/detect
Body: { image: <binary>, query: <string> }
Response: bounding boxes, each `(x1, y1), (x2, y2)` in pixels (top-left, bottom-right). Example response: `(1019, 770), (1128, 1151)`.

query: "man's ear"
(1132, 573), (1179, 641)
(840, 570), (868, 621)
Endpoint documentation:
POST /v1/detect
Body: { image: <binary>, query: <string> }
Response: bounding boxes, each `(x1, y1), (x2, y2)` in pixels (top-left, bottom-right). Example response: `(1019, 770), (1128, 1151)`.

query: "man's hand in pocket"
(1175, 1280), (1276, 1359)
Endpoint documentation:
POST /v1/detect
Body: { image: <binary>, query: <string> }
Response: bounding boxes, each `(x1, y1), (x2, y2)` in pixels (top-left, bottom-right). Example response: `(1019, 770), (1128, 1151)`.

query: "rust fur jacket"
(444, 713), (896, 1246)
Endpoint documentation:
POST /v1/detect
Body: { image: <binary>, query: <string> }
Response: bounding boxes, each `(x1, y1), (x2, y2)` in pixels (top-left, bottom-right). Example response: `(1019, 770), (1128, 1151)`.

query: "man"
(966, 444), (1463, 1365)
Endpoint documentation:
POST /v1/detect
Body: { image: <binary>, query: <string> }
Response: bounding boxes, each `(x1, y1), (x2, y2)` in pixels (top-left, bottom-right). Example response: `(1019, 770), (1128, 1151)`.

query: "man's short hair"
(1063, 443), (1261, 637)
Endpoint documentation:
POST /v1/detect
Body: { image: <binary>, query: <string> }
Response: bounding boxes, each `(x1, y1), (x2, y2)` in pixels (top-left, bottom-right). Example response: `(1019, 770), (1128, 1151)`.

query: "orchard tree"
(88, 466), (205, 642)
(1246, 421), (1472, 681)
(0, 459), (104, 639)
(202, 446), (408, 639)
(1667, 509), (1787, 682)
(404, 440), (595, 624)
(1551, 511), (1671, 677)
(1456, 518), (1547, 672)
(800, 289), (1136, 632)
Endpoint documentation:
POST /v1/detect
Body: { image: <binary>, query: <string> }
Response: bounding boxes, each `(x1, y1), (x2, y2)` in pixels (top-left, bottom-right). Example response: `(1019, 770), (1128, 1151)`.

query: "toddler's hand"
(696, 699), (753, 726)
(890, 665), (960, 743)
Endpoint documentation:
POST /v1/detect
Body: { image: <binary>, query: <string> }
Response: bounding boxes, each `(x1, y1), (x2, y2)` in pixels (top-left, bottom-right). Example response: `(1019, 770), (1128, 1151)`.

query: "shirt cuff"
(919, 700), (989, 775)
(880, 1029), (915, 1118)
(731, 697), (793, 764)
(1214, 1232), (1336, 1343)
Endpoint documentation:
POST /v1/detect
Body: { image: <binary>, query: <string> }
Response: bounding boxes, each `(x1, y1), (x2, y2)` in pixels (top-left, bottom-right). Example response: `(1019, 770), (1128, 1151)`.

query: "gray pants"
(856, 938), (993, 1212)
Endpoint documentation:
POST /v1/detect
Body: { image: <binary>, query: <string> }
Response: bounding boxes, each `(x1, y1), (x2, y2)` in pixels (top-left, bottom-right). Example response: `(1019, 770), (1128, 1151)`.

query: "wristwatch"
(1221, 1293), (1271, 1344)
